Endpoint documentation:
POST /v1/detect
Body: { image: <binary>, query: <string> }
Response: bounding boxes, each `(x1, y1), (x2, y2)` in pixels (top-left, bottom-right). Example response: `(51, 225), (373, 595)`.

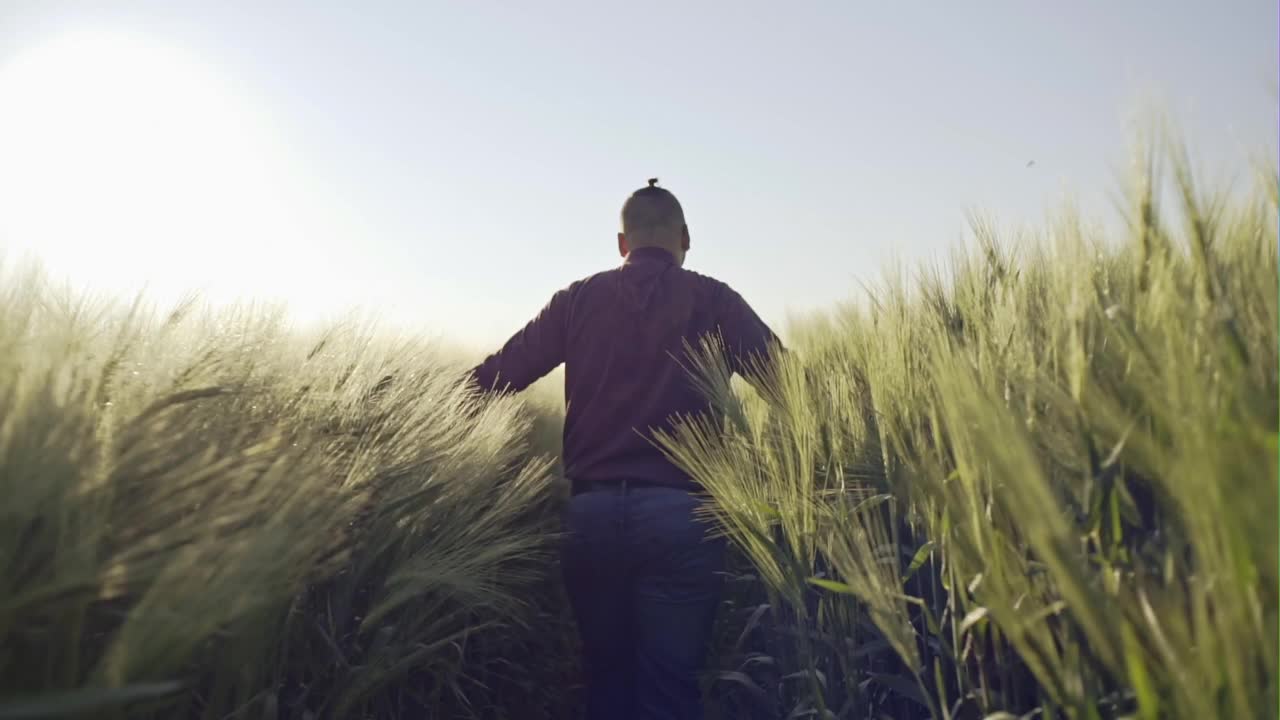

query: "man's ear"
(681, 224), (691, 252)
(618, 232), (629, 258)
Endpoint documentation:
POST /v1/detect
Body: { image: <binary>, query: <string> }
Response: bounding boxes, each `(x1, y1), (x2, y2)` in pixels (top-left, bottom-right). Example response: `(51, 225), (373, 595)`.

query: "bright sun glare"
(0, 29), (328, 313)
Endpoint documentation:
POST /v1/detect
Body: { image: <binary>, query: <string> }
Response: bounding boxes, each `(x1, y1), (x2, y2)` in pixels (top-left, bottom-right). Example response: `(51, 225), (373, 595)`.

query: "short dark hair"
(621, 178), (685, 238)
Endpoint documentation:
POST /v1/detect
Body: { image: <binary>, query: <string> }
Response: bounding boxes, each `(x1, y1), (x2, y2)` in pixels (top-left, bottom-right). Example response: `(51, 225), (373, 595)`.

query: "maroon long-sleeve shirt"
(469, 246), (778, 489)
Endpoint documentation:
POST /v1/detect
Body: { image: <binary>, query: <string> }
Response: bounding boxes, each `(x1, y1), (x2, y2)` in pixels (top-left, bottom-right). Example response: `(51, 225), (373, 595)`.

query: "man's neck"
(626, 245), (679, 266)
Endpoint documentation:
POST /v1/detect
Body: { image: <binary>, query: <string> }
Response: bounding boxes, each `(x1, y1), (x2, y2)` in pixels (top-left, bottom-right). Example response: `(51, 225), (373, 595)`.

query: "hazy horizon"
(1, 1), (1276, 347)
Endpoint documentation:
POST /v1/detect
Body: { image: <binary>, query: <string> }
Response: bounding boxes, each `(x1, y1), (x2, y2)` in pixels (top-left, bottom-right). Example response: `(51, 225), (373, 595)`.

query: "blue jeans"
(561, 484), (726, 720)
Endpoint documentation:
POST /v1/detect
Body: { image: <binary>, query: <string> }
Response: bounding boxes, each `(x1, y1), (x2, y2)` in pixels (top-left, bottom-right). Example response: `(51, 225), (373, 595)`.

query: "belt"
(569, 478), (688, 496)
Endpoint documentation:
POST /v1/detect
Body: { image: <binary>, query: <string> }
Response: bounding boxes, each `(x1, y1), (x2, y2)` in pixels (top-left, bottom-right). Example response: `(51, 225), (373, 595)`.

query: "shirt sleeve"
(469, 286), (572, 394)
(716, 285), (782, 377)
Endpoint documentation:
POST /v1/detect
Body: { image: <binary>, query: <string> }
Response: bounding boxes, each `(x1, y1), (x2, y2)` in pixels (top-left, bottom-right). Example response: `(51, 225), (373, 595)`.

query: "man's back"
(470, 245), (776, 489)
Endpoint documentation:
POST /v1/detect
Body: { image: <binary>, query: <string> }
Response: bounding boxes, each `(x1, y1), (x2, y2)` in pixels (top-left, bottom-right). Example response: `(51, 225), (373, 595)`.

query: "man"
(468, 179), (779, 720)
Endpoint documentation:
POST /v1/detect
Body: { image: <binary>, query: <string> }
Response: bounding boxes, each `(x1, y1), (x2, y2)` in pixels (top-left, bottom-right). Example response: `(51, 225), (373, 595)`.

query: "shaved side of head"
(620, 179), (686, 252)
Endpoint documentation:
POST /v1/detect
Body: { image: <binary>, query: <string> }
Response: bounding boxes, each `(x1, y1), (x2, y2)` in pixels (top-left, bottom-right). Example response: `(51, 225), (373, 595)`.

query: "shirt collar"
(624, 246), (676, 266)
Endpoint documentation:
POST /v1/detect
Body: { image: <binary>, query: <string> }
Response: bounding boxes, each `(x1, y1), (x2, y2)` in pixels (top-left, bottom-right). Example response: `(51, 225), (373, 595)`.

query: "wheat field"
(1, 139), (1275, 719)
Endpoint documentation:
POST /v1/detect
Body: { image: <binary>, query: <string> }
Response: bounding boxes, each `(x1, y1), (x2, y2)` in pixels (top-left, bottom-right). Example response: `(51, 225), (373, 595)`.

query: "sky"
(0, 1), (1276, 348)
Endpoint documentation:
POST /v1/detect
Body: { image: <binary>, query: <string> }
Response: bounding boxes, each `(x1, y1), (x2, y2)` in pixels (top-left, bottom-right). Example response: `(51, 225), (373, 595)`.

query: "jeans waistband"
(569, 478), (696, 496)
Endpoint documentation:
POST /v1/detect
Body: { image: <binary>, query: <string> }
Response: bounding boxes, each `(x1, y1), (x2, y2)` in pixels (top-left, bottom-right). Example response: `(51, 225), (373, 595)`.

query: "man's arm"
(716, 286), (817, 412)
(717, 285), (783, 383)
(469, 287), (572, 395)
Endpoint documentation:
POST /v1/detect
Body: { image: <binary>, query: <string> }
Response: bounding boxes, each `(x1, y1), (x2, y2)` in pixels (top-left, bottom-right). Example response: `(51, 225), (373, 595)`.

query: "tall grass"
(0, 278), (575, 719)
(660, 142), (1278, 719)
(1, 137), (1274, 720)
